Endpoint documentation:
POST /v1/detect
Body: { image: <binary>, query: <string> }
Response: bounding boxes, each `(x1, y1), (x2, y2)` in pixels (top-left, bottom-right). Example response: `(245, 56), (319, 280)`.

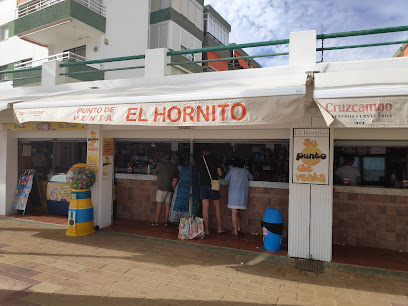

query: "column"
(87, 125), (113, 228)
(0, 132), (18, 215)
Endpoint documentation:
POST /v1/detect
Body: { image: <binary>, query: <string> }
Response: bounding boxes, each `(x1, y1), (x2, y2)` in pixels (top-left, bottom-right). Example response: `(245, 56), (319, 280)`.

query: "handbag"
(178, 217), (205, 239)
(202, 156), (220, 191)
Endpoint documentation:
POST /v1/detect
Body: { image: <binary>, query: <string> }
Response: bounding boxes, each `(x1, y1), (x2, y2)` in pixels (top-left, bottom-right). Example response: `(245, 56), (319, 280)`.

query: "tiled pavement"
(0, 217), (408, 306)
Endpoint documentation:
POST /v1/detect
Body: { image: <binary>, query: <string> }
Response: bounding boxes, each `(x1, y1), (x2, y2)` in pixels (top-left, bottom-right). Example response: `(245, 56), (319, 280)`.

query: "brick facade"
(333, 192), (408, 252)
(116, 179), (289, 246)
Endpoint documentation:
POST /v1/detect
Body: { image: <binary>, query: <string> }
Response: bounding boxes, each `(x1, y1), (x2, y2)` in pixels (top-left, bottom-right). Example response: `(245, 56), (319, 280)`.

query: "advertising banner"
(14, 96), (304, 127)
(315, 96), (408, 128)
(1, 122), (87, 131)
(87, 128), (100, 173)
(293, 129), (330, 185)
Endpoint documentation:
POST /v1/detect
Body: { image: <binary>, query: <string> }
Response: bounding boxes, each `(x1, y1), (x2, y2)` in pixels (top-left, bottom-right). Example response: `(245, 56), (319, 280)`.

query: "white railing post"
(41, 60), (64, 88)
(289, 30), (317, 72)
(145, 48), (171, 80)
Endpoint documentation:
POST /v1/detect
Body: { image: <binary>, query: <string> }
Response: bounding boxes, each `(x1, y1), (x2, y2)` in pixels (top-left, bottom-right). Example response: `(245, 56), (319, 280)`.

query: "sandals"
(149, 223), (159, 227)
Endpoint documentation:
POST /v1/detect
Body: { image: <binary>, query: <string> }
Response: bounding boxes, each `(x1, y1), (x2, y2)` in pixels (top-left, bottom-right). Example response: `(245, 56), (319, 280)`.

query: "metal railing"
(168, 25), (408, 67)
(16, 0), (106, 18)
(1, 25), (408, 83)
(14, 52), (101, 70)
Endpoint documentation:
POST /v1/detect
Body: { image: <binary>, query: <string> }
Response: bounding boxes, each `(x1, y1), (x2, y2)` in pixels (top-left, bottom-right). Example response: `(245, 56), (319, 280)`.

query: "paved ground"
(0, 217), (407, 306)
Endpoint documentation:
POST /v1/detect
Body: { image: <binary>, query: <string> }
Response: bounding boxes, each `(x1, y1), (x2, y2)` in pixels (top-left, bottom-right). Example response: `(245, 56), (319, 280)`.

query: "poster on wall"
(13, 169), (43, 214)
(87, 128), (100, 173)
(102, 138), (114, 177)
(32, 143), (48, 167)
(293, 129), (330, 185)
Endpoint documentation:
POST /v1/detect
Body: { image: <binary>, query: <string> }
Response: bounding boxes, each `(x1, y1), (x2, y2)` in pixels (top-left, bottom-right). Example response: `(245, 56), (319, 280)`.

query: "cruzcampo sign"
(293, 129), (330, 185)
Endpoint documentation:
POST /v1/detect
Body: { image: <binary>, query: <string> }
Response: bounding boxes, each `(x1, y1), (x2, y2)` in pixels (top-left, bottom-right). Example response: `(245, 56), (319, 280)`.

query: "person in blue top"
(225, 159), (254, 236)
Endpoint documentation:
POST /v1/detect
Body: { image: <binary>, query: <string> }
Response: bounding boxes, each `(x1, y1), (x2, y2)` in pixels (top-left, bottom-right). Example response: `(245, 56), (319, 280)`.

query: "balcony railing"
(14, 52), (102, 70)
(16, 0), (106, 18)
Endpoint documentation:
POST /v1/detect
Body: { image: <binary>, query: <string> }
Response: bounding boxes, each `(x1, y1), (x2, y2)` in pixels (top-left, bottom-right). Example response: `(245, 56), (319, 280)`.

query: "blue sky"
(204, 0), (408, 67)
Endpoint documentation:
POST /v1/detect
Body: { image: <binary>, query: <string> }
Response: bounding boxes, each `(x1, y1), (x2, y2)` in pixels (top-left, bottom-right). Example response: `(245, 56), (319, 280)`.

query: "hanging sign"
(293, 129), (330, 185)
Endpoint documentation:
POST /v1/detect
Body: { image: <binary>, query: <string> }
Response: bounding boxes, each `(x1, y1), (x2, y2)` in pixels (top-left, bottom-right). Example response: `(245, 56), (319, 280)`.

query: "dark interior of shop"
(114, 141), (290, 183)
(334, 146), (408, 188)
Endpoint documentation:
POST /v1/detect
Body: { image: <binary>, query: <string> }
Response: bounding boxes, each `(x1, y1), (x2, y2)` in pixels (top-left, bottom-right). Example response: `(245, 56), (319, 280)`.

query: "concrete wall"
(102, 0), (149, 80)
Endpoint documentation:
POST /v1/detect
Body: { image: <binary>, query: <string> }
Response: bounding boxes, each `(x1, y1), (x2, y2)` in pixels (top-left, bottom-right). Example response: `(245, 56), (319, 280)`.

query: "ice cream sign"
(293, 129), (330, 185)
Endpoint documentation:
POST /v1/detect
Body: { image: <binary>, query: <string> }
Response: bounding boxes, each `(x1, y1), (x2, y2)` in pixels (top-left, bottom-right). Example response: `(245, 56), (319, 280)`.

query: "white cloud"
(205, 0), (408, 66)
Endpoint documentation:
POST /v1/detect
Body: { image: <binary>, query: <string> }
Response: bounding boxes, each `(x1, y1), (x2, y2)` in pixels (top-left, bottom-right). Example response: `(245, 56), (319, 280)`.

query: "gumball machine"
(66, 163), (96, 237)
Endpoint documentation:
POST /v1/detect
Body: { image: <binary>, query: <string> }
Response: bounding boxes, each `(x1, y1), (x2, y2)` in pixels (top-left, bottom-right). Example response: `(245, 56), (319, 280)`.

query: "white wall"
(102, 0), (149, 80)
(169, 21), (202, 60)
(0, 131), (18, 215)
(0, 0), (16, 26)
(0, 37), (48, 67)
(171, 0), (203, 31)
(0, 0), (48, 66)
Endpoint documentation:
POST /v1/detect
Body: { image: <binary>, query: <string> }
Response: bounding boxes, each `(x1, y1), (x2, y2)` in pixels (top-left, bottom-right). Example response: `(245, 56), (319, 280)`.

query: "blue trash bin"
(261, 208), (283, 251)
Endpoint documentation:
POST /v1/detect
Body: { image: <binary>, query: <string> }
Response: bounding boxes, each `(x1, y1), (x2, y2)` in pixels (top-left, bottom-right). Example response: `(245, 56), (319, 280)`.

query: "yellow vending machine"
(66, 164), (96, 237)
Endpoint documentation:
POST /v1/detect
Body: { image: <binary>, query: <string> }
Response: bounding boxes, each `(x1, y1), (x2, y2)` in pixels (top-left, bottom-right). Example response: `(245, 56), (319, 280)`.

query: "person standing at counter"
(197, 146), (224, 235)
(151, 153), (179, 227)
(225, 160), (254, 236)
(335, 154), (361, 186)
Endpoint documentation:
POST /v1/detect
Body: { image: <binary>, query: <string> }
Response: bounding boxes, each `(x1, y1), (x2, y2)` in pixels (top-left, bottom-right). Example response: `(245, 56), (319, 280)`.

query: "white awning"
(314, 85), (408, 128)
(0, 103), (9, 112)
(12, 74), (307, 127)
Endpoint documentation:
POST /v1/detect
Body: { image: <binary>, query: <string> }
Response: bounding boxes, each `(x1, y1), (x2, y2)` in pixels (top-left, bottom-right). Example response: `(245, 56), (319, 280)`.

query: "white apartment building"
(0, 0), (206, 88)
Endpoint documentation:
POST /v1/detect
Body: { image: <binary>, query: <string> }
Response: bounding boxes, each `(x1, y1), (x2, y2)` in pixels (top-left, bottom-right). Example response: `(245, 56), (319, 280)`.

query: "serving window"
(114, 140), (290, 183)
(195, 141), (289, 183)
(334, 141), (408, 188)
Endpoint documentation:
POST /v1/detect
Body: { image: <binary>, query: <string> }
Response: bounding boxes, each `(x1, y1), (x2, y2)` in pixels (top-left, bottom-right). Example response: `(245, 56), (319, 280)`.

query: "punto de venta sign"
(293, 129), (330, 185)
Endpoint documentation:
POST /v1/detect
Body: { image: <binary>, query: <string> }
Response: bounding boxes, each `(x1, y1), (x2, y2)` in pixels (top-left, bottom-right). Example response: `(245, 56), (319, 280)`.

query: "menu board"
(13, 169), (43, 214)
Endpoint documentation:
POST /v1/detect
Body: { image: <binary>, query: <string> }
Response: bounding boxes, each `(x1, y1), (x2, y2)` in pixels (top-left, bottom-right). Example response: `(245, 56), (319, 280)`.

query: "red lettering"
(352, 104), (357, 112)
(211, 105), (216, 121)
(325, 103), (333, 112)
(81, 116), (87, 121)
(183, 106), (195, 122)
(126, 108), (138, 122)
(74, 115), (79, 120)
(197, 106), (209, 122)
(154, 107), (166, 122)
(90, 116), (96, 121)
(231, 103), (246, 121)
(385, 103), (392, 111)
(217, 104), (230, 121)
(168, 106), (181, 122)
(377, 104), (384, 113)
(77, 108), (82, 114)
(138, 108), (148, 122)
(106, 115), (112, 122)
